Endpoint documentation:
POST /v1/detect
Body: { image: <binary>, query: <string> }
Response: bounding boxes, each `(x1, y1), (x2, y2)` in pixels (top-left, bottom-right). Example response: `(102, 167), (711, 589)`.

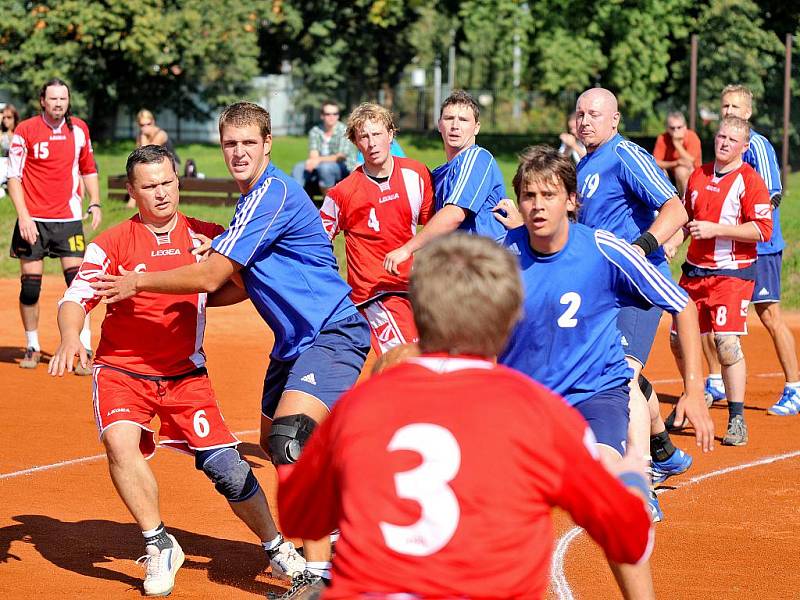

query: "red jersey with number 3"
(278, 356), (652, 599)
(8, 115), (97, 221)
(60, 213), (224, 377)
(320, 156), (434, 304)
(684, 162), (772, 270)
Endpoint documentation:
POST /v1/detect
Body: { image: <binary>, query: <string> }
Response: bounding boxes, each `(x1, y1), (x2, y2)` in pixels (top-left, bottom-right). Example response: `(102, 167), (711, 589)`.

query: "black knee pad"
(19, 274), (42, 306)
(638, 374), (653, 399)
(63, 266), (80, 287)
(195, 446), (260, 502)
(267, 414), (318, 465)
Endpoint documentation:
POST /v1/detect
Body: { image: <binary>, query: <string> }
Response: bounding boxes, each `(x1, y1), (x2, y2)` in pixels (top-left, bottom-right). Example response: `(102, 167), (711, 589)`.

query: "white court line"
(550, 449), (800, 600)
(0, 429), (260, 481)
(650, 371), (783, 385)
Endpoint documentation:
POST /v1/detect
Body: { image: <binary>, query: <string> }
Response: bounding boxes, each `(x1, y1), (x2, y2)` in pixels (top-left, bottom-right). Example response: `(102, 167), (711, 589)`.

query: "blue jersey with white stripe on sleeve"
(576, 133), (677, 274)
(432, 144), (508, 243)
(212, 162), (357, 361)
(745, 129), (783, 254)
(499, 223), (688, 406)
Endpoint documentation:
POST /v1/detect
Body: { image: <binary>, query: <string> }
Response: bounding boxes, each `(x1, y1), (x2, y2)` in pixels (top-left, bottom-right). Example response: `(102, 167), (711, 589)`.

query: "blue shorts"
(261, 313), (371, 418)
(617, 305), (662, 366)
(751, 252), (782, 303)
(573, 385), (630, 457)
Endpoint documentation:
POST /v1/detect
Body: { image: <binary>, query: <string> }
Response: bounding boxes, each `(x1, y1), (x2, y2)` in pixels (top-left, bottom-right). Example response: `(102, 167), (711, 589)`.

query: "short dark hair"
(126, 144), (177, 181)
(218, 101), (271, 139)
(39, 77), (73, 131)
(321, 100), (339, 112)
(439, 90), (480, 121)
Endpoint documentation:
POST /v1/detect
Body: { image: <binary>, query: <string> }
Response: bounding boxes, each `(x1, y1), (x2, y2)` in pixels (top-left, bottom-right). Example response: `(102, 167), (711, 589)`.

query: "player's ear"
(566, 192), (577, 212)
(611, 111), (621, 129)
(473, 120), (481, 136)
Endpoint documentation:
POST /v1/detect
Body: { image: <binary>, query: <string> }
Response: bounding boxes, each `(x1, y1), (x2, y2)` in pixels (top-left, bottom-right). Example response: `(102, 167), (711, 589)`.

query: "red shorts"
(678, 275), (754, 335)
(92, 366), (238, 458)
(358, 294), (418, 356)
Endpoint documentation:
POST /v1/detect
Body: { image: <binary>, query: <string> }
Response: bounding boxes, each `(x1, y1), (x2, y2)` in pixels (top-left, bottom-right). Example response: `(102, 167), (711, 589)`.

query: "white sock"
(785, 381), (800, 390)
(305, 561), (332, 579)
(262, 534), (283, 552)
(25, 330), (40, 351)
(707, 374), (724, 389)
(79, 317), (92, 351)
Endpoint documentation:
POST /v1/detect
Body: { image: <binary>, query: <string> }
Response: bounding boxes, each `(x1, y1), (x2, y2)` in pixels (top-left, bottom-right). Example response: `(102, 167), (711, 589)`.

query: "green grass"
(2, 136), (800, 308)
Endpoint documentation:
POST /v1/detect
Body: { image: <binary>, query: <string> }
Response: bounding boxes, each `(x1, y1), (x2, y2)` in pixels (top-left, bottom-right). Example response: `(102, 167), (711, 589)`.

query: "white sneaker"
(136, 535), (185, 596)
(267, 539), (306, 579)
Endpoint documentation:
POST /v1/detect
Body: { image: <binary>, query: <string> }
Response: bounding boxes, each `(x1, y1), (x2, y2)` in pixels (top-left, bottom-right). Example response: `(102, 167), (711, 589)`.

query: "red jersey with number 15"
(8, 115), (97, 221)
(321, 156), (434, 304)
(684, 162), (772, 270)
(60, 213), (224, 377)
(278, 356), (652, 599)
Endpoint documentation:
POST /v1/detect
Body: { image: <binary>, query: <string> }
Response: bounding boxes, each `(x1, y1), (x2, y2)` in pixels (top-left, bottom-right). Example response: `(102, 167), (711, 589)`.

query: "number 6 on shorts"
(193, 409), (210, 438)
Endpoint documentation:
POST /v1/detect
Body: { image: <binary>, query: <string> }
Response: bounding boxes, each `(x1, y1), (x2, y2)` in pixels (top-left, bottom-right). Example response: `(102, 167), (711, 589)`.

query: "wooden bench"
(107, 175), (240, 207)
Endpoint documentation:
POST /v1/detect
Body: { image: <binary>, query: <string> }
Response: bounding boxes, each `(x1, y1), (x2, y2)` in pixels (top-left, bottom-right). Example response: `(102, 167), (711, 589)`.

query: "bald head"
(575, 88), (620, 152)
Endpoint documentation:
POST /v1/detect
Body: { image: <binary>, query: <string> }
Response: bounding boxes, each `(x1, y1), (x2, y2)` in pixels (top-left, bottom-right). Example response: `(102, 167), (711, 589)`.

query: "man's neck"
(142, 212), (178, 234)
(41, 113), (64, 129)
(239, 157), (271, 194)
(445, 140), (475, 162)
(585, 131), (616, 155)
(528, 221), (570, 255)
(363, 156), (393, 179)
(324, 123), (337, 135)
(714, 157), (743, 175)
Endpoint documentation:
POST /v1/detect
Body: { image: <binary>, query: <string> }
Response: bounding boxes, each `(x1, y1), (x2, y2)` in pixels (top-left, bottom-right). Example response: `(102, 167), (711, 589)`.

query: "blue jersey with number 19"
(576, 133), (677, 273)
(432, 144), (508, 243)
(499, 223), (688, 405)
(745, 129), (783, 255)
(212, 162), (357, 361)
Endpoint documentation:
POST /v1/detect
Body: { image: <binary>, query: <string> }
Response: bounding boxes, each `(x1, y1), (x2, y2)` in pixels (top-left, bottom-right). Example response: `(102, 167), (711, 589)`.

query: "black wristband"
(632, 232), (659, 256)
(87, 203), (102, 211)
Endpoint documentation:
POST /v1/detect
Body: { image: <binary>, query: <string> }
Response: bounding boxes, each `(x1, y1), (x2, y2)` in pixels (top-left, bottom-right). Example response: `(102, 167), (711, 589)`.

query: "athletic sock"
(785, 381), (800, 391)
(650, 430), (676, 462)
(262, 534), (283, 552)
(728, 402), (744, 419)
(707, 374), (724, 390)
(305, 561), (332, 580)
(142, 523), (173, 551)
(25, 330), (40, 351)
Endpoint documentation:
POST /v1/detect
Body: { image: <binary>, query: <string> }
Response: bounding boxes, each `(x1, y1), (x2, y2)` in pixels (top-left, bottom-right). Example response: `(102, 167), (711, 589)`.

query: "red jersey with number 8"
(278, 356), (652, 599)
(8, 115), (97, 221)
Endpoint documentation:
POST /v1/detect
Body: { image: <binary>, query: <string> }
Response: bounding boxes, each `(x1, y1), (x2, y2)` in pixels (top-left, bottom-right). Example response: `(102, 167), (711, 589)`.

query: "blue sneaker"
(767, 387), (800, 416)
(647, 490), (663, 523)
(652, 448), (693, 484)
(704, 379), (726, 407)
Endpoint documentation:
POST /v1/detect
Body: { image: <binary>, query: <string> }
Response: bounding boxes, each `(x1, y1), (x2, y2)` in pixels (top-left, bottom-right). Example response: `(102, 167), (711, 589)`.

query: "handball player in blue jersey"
(574, 88), (694, 486)
(384, 90), (507, 275)
(94, 102), (371, 596)
(698, 85), (800, 417)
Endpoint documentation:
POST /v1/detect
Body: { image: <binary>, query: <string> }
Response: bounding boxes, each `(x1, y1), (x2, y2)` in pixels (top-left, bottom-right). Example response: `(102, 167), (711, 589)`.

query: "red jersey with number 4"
(278, 356), (652, 599)
(320, 157), (434, 304)
(60, 213), (224, 377)
(8, 115), (97, 221)
(684, 162), (772, 270)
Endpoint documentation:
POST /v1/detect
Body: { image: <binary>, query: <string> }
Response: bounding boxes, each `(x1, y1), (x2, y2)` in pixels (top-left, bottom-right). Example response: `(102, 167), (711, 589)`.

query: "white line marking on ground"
(650, 371), (783, 385)
(551, 449), (800, 599)
(0, 429), (260, 481)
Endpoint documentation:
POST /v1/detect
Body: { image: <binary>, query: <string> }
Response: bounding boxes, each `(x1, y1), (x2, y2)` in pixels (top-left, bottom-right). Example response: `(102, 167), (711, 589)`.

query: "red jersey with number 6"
(8, 115), (97, 221)
(278, 356), (653, 599)
(60, 213), (224, 377)
(684, 162), (772, 270)
(320, 157), (434, 304)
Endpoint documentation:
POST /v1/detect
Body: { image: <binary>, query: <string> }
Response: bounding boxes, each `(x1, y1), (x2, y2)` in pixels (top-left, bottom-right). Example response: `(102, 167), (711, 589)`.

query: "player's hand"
(492, 198), (524, 229)
(663, 242), (679, 262)
(605, 444), (650, 482)
(48, 336), (88, 376)
(372, 342), (420, 376)
(670, 391), (715, 452)
(191, 233), (213, 260)
(559, 132), (577, 147)
(91, 266), (140, 303)
(84, 206), (102, 230)
(18, 216), (39, 245)
(687, 220), (717, 240)
(631, 244), (646, 258)
(305, 157), (320, 171)
(384, 246), (411, 276)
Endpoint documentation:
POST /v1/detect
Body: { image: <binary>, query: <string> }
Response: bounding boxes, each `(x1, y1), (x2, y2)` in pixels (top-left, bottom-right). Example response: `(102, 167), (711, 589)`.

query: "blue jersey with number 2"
(499, 223), (688, 405)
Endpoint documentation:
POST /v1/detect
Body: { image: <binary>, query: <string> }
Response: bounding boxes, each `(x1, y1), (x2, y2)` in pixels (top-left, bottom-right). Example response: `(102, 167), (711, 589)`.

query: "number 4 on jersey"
(368, 208), (381, 232)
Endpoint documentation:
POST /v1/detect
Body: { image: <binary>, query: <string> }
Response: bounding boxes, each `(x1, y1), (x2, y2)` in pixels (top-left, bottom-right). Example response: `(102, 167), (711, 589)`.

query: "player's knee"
(267, 414), (318, 465)
(195, 447), (260, 503)
(63, 266), (80, 287)
(638, 374), (654, 400)
(714, 335), (743, 366)
(19, 274), (42, 306)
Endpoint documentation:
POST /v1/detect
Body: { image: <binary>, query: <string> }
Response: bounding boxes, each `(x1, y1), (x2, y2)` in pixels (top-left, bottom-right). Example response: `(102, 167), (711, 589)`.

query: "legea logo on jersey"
(379, 192), (400, 204)
(151, 248), (182, 257)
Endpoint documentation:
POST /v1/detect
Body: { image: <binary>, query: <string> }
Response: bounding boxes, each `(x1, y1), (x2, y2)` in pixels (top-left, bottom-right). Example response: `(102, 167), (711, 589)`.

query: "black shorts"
(10, 220), (86, 260)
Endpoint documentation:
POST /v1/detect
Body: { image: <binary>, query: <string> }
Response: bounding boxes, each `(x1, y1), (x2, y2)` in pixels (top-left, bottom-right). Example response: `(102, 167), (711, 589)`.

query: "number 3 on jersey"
(380, 423), (461, 556)
(368, 208), (381, 232)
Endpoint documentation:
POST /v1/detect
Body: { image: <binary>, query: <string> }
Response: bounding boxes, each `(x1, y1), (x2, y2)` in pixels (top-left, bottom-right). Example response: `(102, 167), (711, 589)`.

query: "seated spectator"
(0, 103), (20, 195)
(653, 111), (702, 198)
(558, 111), (586, 163)
(129, 109), (181, 207)
(291, 100), (356, 196)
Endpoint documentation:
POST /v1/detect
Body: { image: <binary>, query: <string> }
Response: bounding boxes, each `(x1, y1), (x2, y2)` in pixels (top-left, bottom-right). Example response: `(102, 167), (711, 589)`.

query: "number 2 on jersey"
(557, 292), (581, 328)
(368, 208), (381, 232)
(379, 423), (461, 556)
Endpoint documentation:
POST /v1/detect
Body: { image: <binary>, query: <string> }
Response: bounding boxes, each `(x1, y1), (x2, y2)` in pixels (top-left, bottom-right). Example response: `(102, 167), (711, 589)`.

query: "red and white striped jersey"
(60, 213), (225, 377)
(320, 156), (434, 304)
(8, 115), (97, 221)
(685, 162), (772, 270)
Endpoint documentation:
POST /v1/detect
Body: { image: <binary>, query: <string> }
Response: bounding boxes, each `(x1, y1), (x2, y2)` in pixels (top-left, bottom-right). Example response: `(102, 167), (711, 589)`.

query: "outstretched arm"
(49, 301), (90, 376)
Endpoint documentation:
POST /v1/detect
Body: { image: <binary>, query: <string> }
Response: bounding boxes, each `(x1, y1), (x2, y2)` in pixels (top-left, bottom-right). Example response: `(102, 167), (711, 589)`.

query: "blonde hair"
(346, 103), (397, 143)
(718, 115), (751, 142)
(136, 109), (155, 125)
(218, 102), (271, 139)
(410, 234), (522, 357)
(721, 85), (753, 108)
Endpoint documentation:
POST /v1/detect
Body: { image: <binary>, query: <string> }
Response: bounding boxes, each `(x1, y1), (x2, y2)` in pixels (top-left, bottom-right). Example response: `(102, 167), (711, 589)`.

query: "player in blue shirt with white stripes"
(702, 85), (800, 416)
(574, 88), (692, 486)
(94, 102), (371, 595)
(383, 91), (506, 275)
(496, 146), (711, 599)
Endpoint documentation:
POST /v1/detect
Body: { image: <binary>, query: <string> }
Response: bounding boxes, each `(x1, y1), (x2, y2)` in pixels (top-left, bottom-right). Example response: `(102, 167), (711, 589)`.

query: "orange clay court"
(0, 277), (798, 599)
